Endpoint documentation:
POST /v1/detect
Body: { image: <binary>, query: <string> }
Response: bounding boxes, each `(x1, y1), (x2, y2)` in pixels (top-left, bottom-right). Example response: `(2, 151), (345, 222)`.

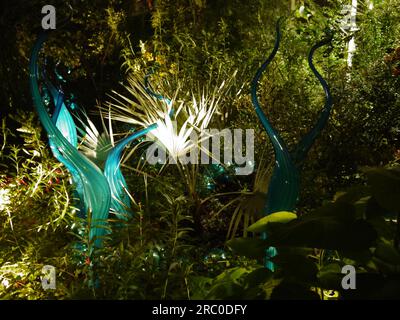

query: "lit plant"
(104, 71), (235, 200)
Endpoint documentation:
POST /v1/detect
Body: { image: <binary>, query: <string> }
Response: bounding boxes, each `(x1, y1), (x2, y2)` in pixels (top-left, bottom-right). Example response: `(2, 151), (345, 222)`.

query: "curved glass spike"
(53, 89), (64, 124)
(291, 33), (333, 166)
(42, 67), (78, 148)
(52, 96), (79, 152)
(251, 20), (333, 271)
(251, 19), (300, 216)
(251, 19), (298, 271)
(47, 94), (80, 174)
(29, 32), (111, 251)
(42, 64), (86, 215)
(104, 123), (157, 220)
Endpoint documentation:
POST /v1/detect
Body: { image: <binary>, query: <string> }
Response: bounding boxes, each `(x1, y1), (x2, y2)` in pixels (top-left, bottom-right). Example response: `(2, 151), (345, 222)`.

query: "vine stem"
(319, 249), (325, 300)
(396, 212), (400, 250)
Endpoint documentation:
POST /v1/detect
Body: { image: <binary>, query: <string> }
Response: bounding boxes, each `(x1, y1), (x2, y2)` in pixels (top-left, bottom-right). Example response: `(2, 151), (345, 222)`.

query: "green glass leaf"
(247, 211), (297, 233)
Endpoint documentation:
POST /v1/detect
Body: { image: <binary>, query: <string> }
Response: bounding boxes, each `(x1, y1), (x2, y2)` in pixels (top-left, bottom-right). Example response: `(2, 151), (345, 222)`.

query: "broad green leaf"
(334, 185), (371, 204)
(270, 281), (320, 300)
(365, 196), (390, 219)
(273, 254), (318, 283)
(206, 282), (244, 300)
(375, 242), (400, 265)
(364, 167), (400, 212)
(267, 217), (377, 250)
(245, 267), (273, 288)
(367, 216), (396, 240)
(310, 201), (356, 222)
(214, 267), (250, 283)
(340, 249), (373, 265)
(226, 238), (268, 259)
(317, 263), (343, 290)
(247, 211), (297, 233)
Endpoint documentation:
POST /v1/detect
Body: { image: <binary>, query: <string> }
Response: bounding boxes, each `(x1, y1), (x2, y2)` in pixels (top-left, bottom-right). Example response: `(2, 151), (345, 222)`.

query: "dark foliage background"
(0, 0), (400, 299)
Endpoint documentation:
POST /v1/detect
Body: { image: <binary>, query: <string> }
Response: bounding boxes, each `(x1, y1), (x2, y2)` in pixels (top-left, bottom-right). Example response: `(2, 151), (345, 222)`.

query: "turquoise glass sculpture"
(29, 32), (157, 252)
(251, 20), (333, 270)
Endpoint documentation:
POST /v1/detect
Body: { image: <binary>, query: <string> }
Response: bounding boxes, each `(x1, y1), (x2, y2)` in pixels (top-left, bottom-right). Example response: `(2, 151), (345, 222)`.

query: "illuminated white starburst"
(103, 73), (230, 162)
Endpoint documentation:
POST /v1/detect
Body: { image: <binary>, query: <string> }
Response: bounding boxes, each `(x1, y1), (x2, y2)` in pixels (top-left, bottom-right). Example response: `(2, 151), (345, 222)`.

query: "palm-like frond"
(74, 108), (113, 169)
(201, 151), (272, 239)
(102, 72), (230, 163)
(73, 106), (154, 220)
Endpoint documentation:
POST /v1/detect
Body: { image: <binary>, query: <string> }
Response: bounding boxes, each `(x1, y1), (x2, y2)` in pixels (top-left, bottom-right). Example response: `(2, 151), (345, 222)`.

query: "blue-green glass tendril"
(30, 32), (112, 251)
(31, 32), (159, 252)
(251, 19), (333, 271)
(104, 123), (158, 220)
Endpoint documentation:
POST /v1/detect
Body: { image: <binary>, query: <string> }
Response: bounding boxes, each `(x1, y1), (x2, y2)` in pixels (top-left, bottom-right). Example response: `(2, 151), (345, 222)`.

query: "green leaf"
(247, 211), (297, 233)
(273, 254), (318, 283)
(214, 267), (250, 284)
(189, 276), (213, 299)
(206, 282), (244, 300)
(245, 267), (273, 288)
(334, 185), (371, 204)
(270, 281), (320, 300)
(226, 238), (268, 259)
(364, 167), (400, 212)
(310, 201), (356, 222)
(317, 263), (343, 290)
(268, 217), (377, 250)
(365, 196), (391, 219)
(340, 249), (373, 265)
(375, 242), (400, 265)
(367, 216), (396, 240)
(242, 286), (267, 300)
